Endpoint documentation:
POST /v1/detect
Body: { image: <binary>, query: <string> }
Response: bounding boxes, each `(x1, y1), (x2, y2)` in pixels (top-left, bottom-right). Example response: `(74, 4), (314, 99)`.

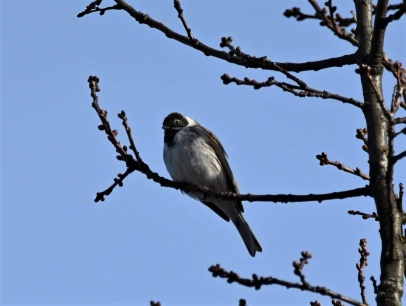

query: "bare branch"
(88, 76), (138, 168)
(395, 117), (406, 124)
(88, 76), (371, 203)
(221, 74), (363, 108)
(293, 251), (313, 286)
(284, 3), (404, 27)
(382, 3), (406, 26)
(173, 0), (196, 45)
(316, 152), (370, 180)
(77, 0), (358, 73)
(310, 301), (322, 306)
(394, 127), (406, 137)
(391, 150), (406, 165)
(348, 210), (379, 221)
(283, 7), (320, 21)
(77, 0), (120, 17)
(285, 1), (399, 76)
(355, 128), (369, 152)
(397, 183), (404, 213)
(356, 239), (370, 305)
(370, 276), (378, 294)
(208, 252), (364, 306)
(307, 0), (358, 46)
(95, 167), (135, 202)
(150, 302), (161, 306)
(331, 300), (345, 306)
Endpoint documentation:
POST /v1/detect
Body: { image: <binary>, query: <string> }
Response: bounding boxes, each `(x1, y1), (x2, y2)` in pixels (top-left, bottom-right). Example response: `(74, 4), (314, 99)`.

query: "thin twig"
(356, 239), (370, 305)
(391, 151), (406, 165)
(355, 128), (369, 152)
(293, 251), (313, 286)
(221, 74), (363, 108)
(382, 3), (406, 26)
(348, 210), (379, 221)
(173, 0), (196, 45)
(284, 3), (404, 25)
(307, 0), (358, 46)
(284, 1), (398, 76)
(95, 167), (135, 202)
(370, 276), (378, 294)
(316, 152), (370, 180)
(397, 183), (404, 213)
(395, 117), (406, 125)
(208, 252), (364, 306)
(77, 0), (120, 18)
(394, 127), (406, 137)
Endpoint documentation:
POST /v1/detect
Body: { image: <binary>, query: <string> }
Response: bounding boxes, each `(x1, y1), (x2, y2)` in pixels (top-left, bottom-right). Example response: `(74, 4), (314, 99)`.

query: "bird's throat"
(164, 129), (180, 147)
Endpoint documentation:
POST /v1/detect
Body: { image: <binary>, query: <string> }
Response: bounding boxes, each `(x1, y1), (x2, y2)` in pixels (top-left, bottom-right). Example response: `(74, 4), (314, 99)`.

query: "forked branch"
(77, 0), (358, 73)
(221, 73), (363, 108)
(316, 152), (370, 180)
(208, 251), (364, 306)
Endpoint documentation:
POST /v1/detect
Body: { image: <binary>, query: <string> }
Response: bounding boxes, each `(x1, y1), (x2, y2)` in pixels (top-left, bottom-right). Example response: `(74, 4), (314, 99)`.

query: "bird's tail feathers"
(231, 212), (262, 257)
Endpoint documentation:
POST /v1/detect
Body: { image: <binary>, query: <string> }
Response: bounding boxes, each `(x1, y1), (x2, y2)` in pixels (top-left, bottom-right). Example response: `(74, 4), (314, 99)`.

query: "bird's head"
(162, 112), (189, 130)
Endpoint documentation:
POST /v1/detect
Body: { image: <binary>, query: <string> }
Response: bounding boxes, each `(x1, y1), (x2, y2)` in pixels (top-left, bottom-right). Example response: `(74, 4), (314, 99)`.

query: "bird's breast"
(163, 129), (224, 189)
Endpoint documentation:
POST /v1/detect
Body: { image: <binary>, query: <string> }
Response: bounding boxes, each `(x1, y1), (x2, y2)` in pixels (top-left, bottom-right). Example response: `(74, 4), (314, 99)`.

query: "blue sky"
(1, 1), (405, 305)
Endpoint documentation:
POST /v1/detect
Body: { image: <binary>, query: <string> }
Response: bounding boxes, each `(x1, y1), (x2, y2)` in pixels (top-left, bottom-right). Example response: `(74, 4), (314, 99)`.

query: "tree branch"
(285, 0), (399, 77)
(221, 73), (363, 108)
(77, 0), (120, 17)
(382, 3), (406, 26)
(348, 210), (379, 221)
(316, 152), (370, 180)
(77, 0), (358, 73)
(356, 239), (370, 305)
(88, 76), (371, 203)
(173, 0), (196, 45)
(208, 252), (364, 306)
(355, 0), (405, 304)
(355, 128), (369, 152)
(391, 150), (406, 165)
(284, 3), (405, 26)
(394, 117), (406, 124)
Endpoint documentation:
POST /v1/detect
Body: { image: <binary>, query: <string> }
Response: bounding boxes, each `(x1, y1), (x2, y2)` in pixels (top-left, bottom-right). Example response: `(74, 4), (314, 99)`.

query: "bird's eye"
(174, 119), (180, 125)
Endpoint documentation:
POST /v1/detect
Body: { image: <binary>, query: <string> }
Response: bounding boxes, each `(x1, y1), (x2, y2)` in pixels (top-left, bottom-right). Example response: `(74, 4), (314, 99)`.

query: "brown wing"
(198, 125), (244, 213)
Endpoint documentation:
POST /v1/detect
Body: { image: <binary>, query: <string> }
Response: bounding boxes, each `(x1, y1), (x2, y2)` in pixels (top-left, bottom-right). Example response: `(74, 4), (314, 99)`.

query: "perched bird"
(162, 112), (262, 256)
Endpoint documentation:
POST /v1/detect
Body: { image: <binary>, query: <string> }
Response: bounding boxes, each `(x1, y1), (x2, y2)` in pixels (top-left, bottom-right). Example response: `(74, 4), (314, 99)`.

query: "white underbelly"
(164, 135), (225, 190)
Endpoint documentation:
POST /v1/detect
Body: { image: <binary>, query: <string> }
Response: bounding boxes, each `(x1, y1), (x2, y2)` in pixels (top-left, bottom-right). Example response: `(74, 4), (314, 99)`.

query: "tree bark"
(355, 0), (404, 305)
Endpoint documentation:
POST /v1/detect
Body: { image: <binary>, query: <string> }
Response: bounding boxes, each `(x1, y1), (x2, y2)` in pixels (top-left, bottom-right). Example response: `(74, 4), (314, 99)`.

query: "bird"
(162, 112), (262, 256)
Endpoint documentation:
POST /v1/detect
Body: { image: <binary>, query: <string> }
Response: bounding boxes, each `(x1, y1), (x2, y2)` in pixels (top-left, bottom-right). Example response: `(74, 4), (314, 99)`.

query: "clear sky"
(1, 1), (405, 305)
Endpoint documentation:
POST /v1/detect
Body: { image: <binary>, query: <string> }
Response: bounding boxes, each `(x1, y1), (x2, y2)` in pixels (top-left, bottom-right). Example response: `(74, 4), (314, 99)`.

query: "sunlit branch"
(208, 251), (364, 306)
(88, 76), (371, 203)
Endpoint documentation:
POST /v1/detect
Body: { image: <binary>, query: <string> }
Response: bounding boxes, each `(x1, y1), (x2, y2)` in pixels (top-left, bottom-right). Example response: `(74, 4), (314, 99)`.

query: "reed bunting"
(162, 112), (262, 256)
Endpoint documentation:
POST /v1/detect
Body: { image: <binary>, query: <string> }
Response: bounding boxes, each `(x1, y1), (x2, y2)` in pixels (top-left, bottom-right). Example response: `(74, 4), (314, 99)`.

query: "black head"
(162, 112), (189, 130)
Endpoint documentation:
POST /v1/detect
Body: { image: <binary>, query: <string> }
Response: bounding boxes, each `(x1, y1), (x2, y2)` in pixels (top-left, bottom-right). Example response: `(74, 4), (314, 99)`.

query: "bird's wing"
(197, 125), (244, 213)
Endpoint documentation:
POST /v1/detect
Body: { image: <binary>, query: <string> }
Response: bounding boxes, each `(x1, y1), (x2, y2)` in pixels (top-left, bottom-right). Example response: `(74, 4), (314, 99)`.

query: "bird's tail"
(230, 211), (262, 257)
